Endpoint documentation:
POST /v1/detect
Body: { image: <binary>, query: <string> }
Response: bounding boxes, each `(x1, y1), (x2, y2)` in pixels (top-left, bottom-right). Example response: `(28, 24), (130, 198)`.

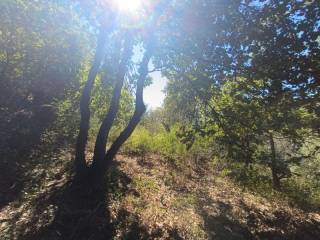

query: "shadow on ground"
(2, 153), (319, 240)
(19, 162), (182, 240)
(0, 163), (25, 209)
(22, 167), (120, 240)
(197, 198), (255, 240)
(196, 192), (320, 240)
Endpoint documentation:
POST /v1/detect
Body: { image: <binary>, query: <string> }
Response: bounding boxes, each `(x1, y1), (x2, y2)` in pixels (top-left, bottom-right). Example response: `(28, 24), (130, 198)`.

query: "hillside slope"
(109, 155), (320, 239)
(0, 152), (319, 240)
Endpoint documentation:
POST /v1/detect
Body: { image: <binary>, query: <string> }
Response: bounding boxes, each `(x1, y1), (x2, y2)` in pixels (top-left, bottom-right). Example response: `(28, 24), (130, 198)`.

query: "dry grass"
(0, 151), (319, 239)
(108, 154), (320, 239)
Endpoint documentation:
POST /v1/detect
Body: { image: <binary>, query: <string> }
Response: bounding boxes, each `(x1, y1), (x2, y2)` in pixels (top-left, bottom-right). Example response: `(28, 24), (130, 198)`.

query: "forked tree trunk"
(91, 39), (154, 177)
(89, 0), (169, 179)
(92, 35), (133, 168)
(269, 132), (281, 189)
(75, 27), (108, 177)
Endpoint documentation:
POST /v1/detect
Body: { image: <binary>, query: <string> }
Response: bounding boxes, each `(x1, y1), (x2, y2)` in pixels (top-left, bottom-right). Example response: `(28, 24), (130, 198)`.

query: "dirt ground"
(0, 152), (319, 240)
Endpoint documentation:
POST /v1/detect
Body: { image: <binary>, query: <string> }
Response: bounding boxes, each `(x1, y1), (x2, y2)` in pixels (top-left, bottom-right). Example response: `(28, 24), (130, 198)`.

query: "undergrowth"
(122, 126), (320, 212)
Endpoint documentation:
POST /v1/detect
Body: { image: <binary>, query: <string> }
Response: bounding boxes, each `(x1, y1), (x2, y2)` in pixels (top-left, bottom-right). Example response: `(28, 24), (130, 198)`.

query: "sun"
(116, 0), (142, 12)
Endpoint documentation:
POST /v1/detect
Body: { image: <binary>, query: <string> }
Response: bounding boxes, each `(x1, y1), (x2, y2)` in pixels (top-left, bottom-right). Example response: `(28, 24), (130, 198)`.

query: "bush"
(152, 128), (186, 159)
(123, 127), (153, 155)
(123, 125), (186, 159)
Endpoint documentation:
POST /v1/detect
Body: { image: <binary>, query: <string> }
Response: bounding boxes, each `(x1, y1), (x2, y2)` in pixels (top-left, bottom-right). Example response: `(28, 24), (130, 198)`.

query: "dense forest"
(0, 0), (319, 239)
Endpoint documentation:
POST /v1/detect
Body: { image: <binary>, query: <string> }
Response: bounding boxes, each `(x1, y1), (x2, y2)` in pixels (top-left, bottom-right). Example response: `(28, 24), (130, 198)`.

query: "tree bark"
(92, 35), (133, 168)
(90, 0), (170, 177)
(90, 40), (154, 176)
(104, 47), (152, 165)
(75, 27), (108, 177)
(269, 132), (280, 189)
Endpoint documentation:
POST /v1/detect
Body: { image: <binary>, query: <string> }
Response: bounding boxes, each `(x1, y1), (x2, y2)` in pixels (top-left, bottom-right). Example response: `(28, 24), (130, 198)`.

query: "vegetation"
(0, 0), (319, 239)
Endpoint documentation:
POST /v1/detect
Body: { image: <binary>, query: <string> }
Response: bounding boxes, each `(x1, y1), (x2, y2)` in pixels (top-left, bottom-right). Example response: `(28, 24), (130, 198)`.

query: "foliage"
(123, 124), (186, 159)
(0, 0), (92, 157)
(123, 127), (153, 155)
(152, 126), (187, 159)
(223, 161), (320, 210)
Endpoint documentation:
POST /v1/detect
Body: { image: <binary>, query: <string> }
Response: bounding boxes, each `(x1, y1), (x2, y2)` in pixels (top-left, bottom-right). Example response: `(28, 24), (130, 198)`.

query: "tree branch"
(104, 42), (153, 166)
(92, 34), (134, 169)
(75, 26), (109, 176)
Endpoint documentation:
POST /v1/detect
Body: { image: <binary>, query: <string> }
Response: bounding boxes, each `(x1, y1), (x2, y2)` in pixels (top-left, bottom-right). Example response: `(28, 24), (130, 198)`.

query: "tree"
(165, 71), (318, 189)
(210, 78), (317, 189)
(0, 0), (91, 158)
(157, 0), (319, 189)
(73, 0), (172, 182)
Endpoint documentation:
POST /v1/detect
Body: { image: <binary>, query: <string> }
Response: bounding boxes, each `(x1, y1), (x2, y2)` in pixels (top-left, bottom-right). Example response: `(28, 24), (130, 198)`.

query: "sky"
(133, 45), (167, 110)
(144, 71), (167, 109)
(117, 2), (170, 110)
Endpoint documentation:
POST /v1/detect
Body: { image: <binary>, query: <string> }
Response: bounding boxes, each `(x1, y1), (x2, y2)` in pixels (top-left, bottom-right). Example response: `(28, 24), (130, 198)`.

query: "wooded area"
(0, 0), (319, 239)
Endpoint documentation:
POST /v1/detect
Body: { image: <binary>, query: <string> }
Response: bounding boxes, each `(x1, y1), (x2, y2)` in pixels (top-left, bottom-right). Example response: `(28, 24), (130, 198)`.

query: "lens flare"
(117, 0), (141, 12)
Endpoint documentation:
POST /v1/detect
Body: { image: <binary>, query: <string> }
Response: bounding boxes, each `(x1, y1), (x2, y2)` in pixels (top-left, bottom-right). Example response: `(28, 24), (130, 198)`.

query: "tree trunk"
(91, 40), (154, 177)
(75, 27), (108, 177)
(269, 132), (280, 189)
(92, 35), (133, 168)
(90, 0), (169, 178)
(105, 49), (151, 163)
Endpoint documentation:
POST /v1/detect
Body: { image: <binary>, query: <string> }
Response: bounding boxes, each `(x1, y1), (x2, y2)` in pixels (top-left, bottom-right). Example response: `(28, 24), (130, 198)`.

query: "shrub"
(122, 127), (153, 155)
(152, 129), (186, 159)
